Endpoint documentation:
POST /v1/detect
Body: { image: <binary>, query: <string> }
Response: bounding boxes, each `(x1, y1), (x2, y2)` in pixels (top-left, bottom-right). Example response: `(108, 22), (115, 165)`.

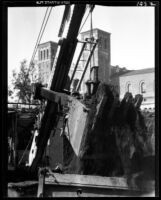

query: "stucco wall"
(119, 72), (155, 109)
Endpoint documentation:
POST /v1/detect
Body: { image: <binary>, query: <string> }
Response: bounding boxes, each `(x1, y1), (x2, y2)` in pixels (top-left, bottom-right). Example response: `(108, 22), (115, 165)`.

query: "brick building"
(37, 31), (154, 110)
(37, 41), (58, 86)
(38, 29), (111, 93)
(80, 28), (111, 92)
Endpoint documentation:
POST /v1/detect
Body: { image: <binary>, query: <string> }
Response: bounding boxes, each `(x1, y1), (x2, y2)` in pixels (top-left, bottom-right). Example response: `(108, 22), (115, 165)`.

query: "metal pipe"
(76, 40), (98, 92)
(69, 42), (86, 87)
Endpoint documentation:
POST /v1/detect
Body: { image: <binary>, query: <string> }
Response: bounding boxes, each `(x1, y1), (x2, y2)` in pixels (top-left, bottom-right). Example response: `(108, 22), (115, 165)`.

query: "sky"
(8, 5), (155, 85)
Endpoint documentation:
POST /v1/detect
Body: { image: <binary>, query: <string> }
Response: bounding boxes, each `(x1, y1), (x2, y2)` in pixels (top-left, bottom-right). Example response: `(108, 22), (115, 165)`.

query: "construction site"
(7, 4), (155, 197)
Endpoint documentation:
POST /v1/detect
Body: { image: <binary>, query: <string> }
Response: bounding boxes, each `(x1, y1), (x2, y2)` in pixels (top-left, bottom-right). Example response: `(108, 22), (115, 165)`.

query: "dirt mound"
(63, 83), (155, 182)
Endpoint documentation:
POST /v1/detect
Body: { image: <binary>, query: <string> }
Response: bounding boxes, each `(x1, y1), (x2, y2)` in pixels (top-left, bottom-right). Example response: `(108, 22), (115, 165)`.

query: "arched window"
(104, 38), (107, 49)
(126, 82), (132, 93)
(140, 81), (146, 94)
(40, 51), (43, 60)
(99, 36), (102, 48)
(44, 50), (46, 60)
(47, 49), (49, 59)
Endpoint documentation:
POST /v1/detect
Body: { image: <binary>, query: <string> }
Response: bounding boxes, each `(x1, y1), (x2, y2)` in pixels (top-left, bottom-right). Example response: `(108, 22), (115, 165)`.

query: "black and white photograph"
(2, 0), (158, 197)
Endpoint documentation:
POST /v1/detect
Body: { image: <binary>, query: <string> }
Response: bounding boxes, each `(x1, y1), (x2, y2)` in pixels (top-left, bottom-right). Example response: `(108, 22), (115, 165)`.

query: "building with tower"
(36, 29), (154, 169)
(37, 29), (154, 110)
(37, 29), (111, 92)
(37, 41), (58, 86)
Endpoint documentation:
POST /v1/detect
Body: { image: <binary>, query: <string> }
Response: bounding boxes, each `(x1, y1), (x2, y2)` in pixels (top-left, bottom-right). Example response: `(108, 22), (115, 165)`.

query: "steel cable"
(29, 7), (53, 70)
(29, 7), (49, 68)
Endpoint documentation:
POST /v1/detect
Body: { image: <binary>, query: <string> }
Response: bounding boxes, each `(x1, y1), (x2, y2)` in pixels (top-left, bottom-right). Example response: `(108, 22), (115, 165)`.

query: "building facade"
(38, 29), (111, 93)
(119, 68), (155, 109)
(37, 33), (154, 110)
(110, 65), (130, 95)
(37, 41), (58, 86)
(80, 28), (111, 92)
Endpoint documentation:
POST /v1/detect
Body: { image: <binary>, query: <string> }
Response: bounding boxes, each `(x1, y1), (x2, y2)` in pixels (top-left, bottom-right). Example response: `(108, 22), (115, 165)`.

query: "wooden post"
(37, 169), (45, 197)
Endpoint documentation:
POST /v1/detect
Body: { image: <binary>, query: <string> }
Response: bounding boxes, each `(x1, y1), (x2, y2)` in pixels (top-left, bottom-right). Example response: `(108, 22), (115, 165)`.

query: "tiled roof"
(119, 68), (154, 77)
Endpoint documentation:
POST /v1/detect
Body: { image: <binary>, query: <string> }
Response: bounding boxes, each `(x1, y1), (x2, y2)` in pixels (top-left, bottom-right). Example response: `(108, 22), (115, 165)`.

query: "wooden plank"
(40, 88), (68, 105)
(37, 173), (44, 197)
(44, 173), (155, 192)
(40, 184), (155, 197)
(39, 87), (90, 156)
(64, 97), (89, 156)
(8, 181), (38, 188)
(45, 173), (130, 190)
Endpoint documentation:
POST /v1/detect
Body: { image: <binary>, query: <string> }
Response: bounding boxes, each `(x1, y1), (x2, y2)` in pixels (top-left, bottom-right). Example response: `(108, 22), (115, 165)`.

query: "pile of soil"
(63, 83), (155, 183)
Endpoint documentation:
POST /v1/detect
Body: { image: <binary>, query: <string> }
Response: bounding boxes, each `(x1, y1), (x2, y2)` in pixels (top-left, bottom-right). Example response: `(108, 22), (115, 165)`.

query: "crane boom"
(30, 4), (87, 172)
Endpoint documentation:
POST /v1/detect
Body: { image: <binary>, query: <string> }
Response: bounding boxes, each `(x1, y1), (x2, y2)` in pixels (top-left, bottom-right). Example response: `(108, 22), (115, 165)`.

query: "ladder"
(69, 38), (98, 92)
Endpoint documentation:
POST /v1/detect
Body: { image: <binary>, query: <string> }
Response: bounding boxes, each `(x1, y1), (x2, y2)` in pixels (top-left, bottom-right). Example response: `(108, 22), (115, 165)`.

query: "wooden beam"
(40, 88), (68, 105)
(37, 173), (44, 197)
(45, 173), (130, 190)
(44, 173), (155, 193)
(64, 97), (89, 156)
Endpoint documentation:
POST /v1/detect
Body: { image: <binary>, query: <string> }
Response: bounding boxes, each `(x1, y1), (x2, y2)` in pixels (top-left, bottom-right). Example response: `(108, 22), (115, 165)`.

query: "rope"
(18, 133), (34, 166)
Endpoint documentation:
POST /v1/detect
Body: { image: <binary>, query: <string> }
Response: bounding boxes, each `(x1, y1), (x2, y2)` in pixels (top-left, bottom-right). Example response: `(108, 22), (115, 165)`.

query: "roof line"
(119, 68), (154, 77)
(38, 41), (57, 46)
(80, 28), (111, 35)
